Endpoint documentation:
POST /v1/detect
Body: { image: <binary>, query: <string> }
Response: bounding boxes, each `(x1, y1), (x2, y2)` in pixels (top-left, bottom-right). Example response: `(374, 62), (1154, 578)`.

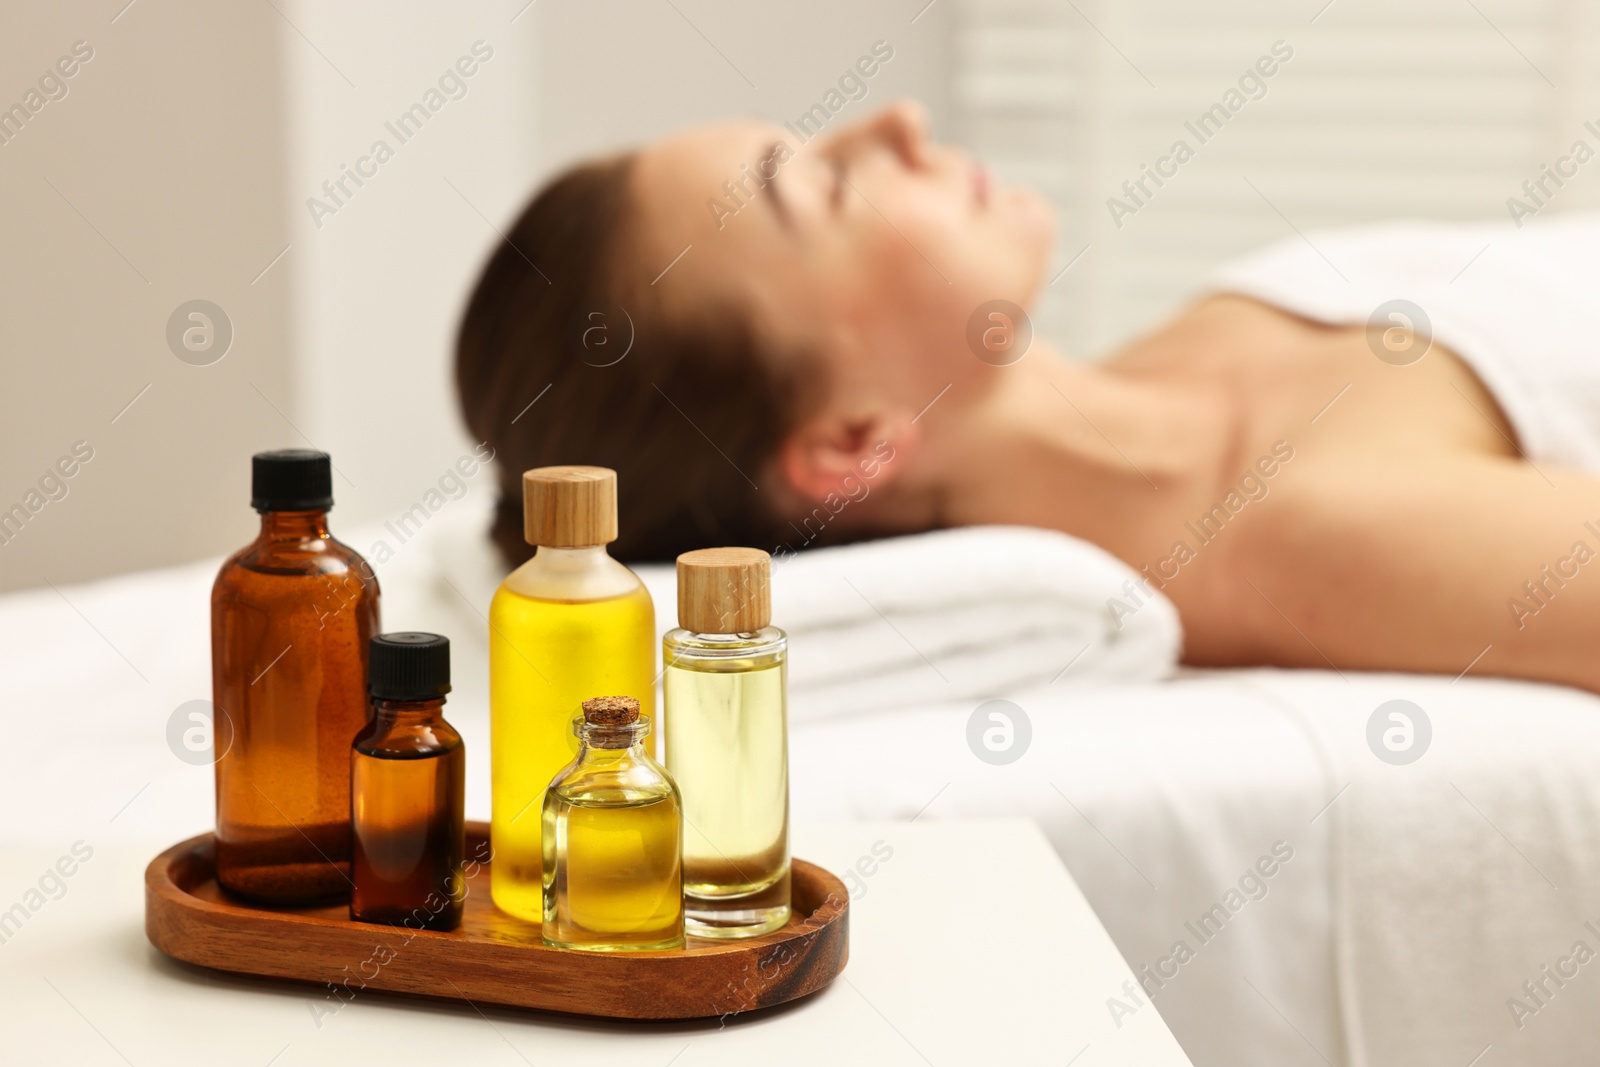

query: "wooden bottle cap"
(581, 695), (640, 726)
(522, 466), (618, 547)
(677, 547), (771, 633)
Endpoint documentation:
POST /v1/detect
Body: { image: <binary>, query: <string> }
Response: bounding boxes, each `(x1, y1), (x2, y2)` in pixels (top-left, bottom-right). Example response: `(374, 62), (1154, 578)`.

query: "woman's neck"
(912, 341), (1237, 551)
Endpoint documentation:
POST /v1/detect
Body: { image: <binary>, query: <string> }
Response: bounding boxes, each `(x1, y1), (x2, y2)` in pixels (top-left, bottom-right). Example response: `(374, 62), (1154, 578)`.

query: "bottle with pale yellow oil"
(488, 466), (655, 922)
(663, 548), (791, 938)
(542, 695), (684, 951)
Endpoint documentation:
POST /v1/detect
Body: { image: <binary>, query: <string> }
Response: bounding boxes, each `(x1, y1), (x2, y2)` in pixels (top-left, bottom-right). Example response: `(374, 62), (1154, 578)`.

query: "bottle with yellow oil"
(542, 695), (684, 951)
(663, 548), (790, 938)
(488, 466), (655, 923)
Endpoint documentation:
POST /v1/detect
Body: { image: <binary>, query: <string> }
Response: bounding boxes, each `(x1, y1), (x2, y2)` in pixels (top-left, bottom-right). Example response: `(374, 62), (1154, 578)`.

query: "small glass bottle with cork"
(663, 548), (792, 938)
(542, 695), (684, 952)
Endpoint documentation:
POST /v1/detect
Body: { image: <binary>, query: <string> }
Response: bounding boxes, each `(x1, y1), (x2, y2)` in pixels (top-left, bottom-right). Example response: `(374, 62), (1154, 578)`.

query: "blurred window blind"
(952, 0), (1600, 355)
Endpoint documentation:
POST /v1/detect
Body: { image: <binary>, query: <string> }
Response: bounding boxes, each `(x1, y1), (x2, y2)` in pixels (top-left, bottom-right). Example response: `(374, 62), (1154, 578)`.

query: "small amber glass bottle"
(351, 633), (465, 931)
(542, 696), (684, 952)
(212, 450), (379, 903)
(664, 548), (791, 938)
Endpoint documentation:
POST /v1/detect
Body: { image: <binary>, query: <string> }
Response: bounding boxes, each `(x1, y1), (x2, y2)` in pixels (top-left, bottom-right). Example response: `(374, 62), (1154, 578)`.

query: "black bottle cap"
(251, 450), (333, 513)
(369, 633), (452, 701)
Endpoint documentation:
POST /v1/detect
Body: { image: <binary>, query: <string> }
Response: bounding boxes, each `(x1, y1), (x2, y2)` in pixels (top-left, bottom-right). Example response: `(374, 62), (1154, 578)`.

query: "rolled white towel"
(740, 526), (1182, 720)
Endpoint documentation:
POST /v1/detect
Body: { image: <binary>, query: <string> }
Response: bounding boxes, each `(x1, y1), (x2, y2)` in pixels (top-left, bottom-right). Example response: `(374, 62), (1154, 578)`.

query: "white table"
(0, 820), (1192, 1065)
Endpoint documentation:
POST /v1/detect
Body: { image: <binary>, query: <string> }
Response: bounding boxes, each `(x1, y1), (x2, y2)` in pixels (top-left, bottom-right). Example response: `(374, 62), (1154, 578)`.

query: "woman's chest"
(1132, 298), (1519, 465)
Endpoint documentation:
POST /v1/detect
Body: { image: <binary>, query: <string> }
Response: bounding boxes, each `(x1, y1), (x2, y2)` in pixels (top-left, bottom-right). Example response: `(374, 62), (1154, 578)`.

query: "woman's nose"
(874, 99), (931, 167)
(833, 98), (931, 169)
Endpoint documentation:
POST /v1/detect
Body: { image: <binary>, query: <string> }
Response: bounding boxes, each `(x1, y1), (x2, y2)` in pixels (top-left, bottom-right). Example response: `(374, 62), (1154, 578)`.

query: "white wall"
(0, 1), (295, 593)
(526, 0), (955, 162)
(278, 2), (539, 543)
(0, 1), (546, 594)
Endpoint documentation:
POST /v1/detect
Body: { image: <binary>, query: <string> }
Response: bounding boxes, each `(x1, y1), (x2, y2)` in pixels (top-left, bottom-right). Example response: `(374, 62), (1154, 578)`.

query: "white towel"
(427, 504), (1183, 719)
(735, 525), (1181, 721)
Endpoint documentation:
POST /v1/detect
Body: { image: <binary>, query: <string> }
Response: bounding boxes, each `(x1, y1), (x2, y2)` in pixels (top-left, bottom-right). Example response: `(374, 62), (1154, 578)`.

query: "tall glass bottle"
(351, 632), (465, 931)
(542, 695), (684, 951)
(488, 466), (655, 922)
(211, 450), (379, 903)
(663, 548), (790, 938)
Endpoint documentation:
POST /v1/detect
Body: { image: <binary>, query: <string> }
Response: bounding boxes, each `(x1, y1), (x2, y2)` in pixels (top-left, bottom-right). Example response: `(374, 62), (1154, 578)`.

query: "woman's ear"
(776, 408), (917, 505)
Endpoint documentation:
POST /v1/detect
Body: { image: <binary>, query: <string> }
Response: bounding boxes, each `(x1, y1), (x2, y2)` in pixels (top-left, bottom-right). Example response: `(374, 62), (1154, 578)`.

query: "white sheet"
(1245, 671), (1600, 1067)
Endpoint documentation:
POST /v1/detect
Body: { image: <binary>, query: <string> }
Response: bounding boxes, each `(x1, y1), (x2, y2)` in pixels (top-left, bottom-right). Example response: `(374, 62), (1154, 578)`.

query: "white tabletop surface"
(0, 818), (1191, 1065)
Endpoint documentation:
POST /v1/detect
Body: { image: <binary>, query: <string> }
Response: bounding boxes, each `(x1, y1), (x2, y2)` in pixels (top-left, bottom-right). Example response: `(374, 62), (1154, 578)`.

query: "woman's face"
(627, 100), (1055, 407)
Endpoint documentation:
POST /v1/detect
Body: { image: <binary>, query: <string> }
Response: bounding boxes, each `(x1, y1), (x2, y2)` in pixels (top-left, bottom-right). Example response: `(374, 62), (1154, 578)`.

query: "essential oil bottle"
(542, 696), (684, 952)
(212, 450), (379, 903)
(488, 467), (655, 923)
(351, 632), (465, 931)
(663, 548), (791, 938)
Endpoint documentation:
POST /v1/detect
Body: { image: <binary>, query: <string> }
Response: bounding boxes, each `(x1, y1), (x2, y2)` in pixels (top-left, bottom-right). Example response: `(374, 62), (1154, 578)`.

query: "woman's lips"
(972, 162), (990, 207)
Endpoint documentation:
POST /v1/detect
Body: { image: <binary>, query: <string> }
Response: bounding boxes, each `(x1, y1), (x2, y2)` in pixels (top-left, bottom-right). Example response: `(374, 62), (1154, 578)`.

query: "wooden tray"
(145, 821), (848, 1020)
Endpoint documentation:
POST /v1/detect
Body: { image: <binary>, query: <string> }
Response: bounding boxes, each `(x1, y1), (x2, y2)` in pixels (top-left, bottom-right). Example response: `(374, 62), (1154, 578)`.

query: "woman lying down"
(455, 99), (1600, 694)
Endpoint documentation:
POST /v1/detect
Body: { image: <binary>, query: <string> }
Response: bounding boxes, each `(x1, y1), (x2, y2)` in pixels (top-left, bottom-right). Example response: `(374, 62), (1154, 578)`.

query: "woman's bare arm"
(1200, 456), (1600, 693)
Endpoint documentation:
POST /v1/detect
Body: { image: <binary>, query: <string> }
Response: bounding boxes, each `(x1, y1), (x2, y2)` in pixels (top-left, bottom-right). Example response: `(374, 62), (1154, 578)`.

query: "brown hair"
(455, 154), (821, 566)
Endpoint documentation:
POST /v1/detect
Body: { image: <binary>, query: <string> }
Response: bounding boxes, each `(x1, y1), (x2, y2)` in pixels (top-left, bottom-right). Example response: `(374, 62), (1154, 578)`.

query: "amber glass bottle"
(351, 632), (465, 930)
(211, 450), (379, 903)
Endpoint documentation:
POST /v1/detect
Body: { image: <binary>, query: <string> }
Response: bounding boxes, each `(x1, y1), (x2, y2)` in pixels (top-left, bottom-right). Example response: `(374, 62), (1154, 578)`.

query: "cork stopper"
(581, 695), (640, 726)
(677, 547), (771, 634)
(522, 466), (618, 547)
